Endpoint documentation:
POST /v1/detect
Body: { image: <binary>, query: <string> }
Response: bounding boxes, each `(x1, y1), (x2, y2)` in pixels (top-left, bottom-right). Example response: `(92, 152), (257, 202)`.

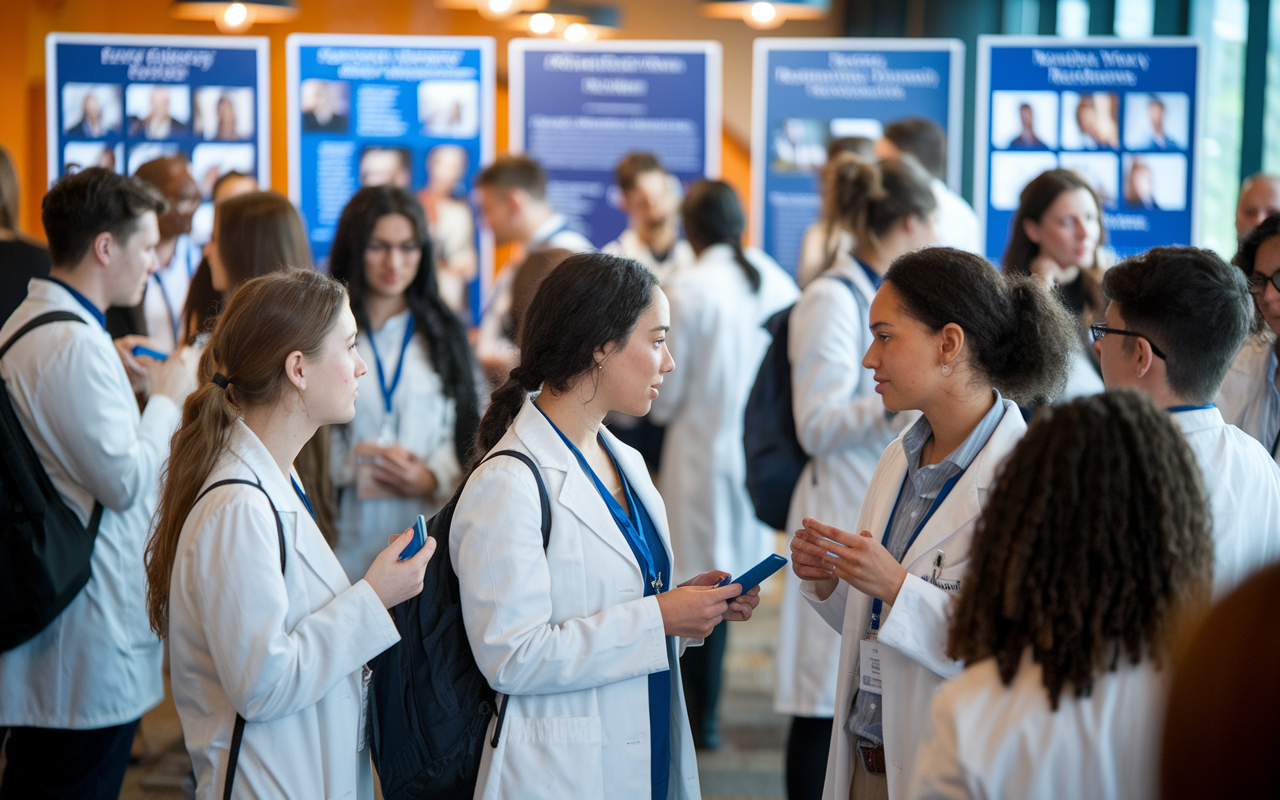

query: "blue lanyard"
(1167, 404), (1215, 413)
(852, 255), (883, 290)
(868, 468), (965, 632)
(46, 277), (106, 328)
(291, 475), (316, 521)
(535, 403), (662, 589)
(367, 312), (416, 416)
(151, 241), (197, 345)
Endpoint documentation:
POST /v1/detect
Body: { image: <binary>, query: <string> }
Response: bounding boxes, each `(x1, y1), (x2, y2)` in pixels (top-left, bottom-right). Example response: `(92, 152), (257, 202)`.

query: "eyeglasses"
(366, 240), (422, 256)
(1089, 323), (1167, 360)
(1247, 271), (1280, 295)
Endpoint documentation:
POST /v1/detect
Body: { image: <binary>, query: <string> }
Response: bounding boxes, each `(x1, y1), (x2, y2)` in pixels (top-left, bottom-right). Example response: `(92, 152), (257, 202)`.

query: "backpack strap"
(479, 450), (551, 748)
(1, 311), (105, 535)
(193, 475), (285, 800)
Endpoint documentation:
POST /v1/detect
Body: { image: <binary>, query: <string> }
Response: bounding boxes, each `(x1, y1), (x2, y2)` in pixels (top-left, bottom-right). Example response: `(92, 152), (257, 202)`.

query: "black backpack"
(0, 312), (104, 652)
(369, 450), (550, 800)
(743, 276), (858, 530)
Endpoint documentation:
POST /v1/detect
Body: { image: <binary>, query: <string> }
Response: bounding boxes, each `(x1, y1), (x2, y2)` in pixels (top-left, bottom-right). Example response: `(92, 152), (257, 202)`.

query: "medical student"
(1218, 213), (1280, 461)
(326, 185), (480, 578)
(451, 252), (761, 800)
(650, 180), (798, 749)
(1096, 245), (1280, 596)
(1002, 169), (1110, 400)
(179, 171), (259, 345)
(910, 391), (1213, 800)
(789, 248), (1075, 800)
(145, 269), (435, 800)
(776, 153), (936, 800)
(796, 137), (876, 289)
(0, 168), (196, 799)
(874, 118), (980, 254)
(603, 152), (695, 283)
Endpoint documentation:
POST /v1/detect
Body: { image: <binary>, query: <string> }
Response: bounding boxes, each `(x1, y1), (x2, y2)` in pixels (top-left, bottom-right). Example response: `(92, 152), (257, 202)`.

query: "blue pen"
(130, 345), (168, 361)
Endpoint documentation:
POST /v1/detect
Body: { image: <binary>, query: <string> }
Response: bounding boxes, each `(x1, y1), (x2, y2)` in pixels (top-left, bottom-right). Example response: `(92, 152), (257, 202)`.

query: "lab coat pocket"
(503, 716), (604, 798)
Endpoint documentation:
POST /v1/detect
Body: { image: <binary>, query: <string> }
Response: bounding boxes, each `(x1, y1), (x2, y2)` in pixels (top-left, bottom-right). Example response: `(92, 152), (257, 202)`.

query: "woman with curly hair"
(909, 391), (1213, 800)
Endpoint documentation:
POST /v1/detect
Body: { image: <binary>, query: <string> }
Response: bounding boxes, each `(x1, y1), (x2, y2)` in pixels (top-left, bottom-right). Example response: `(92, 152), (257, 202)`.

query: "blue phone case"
(130, 345), (168, 361)
(398, 515), (428, 561)
(718, 553), (788, 590)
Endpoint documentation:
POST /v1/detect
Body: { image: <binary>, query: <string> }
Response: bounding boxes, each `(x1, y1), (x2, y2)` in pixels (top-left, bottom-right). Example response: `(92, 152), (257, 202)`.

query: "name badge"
(858, 639), (883, 694)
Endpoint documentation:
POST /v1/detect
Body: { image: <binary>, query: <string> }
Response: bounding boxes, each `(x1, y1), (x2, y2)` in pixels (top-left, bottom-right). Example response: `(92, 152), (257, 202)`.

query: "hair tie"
(212, 373), (231, 389)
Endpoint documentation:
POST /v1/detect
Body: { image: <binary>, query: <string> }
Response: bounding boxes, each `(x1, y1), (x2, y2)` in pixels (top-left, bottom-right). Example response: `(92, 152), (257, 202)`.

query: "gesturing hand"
(792, 517), (908, 605)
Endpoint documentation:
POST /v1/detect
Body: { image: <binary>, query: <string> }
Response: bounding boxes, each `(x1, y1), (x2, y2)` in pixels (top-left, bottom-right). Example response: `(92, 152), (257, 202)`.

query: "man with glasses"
(1094, 245), (1280, 598)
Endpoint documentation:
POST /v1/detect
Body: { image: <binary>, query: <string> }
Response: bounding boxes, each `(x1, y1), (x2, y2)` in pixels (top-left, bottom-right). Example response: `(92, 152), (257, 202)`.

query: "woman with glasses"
(1217, 213), (1280, 463)
(326, 186), (480, 578)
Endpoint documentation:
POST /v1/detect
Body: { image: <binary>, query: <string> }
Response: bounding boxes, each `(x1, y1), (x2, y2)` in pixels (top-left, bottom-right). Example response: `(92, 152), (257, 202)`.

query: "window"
(1193, 0), (1249, 254)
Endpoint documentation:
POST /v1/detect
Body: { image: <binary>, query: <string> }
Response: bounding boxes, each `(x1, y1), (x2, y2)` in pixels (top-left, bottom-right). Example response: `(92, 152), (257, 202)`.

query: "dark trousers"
(786, 716), (834, 800)
(0, 719), (140, 800)
(679, 620), (728, 748)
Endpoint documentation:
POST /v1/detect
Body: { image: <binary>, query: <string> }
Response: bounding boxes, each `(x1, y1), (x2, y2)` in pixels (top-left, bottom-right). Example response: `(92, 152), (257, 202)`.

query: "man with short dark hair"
(603, 152), (694, 283)
(474, 154), (593, 380)
(0, 167), (197, 798)
(1096, 245), (1280, 597)
(876, 117), (979, 253)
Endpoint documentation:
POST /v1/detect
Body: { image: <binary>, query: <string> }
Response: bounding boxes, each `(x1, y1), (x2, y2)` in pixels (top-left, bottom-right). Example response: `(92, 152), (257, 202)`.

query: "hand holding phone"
(130, 344), (168, 361)
(398, 515), (428, 561)
(717, 553), (788, 590)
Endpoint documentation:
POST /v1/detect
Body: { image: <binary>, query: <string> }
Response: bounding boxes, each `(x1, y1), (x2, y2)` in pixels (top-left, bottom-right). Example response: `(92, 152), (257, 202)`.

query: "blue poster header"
(976, 37), (1201, 261)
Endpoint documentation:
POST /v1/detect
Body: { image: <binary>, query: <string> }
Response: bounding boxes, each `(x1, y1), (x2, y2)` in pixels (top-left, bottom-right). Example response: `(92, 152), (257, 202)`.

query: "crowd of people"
(1, 113), (1280, 800)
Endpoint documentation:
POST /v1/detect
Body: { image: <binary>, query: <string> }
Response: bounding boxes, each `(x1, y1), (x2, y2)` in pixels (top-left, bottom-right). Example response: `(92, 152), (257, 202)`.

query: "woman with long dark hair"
(911, 391), (1212, 799)
(452, 252), (761, 800)
(326, 185), (480, 578)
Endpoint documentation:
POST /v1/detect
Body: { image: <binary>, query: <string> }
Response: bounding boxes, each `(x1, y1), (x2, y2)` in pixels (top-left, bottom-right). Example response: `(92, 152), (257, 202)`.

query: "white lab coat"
(1171, 405), (1280, 598)
(1216, 335), (1280, 462)
(168, 421), (401, 800)
(0, 279), (178, 729)
(650, 244), (800, 581)
(451, 397), (701, 800)
(802, 400), (1026, 800)
(603, 228), (697, 285)
(775, 254), (914, 718)
(908, 653), (1165, 800)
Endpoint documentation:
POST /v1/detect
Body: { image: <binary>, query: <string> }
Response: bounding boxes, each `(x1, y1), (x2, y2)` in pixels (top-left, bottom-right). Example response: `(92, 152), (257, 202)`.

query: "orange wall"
(4, 0), (755, 242)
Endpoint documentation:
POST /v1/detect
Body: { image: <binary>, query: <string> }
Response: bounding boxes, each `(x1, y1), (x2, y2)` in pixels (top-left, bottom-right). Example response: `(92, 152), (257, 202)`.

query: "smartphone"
(717, 553), (788, 590)
(398, 515), (428, 561)
(130, 344), (168, 361)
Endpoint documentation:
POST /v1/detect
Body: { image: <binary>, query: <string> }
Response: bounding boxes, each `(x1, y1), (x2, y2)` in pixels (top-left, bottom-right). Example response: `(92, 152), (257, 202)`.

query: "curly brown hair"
(946, 390), (1213, 709)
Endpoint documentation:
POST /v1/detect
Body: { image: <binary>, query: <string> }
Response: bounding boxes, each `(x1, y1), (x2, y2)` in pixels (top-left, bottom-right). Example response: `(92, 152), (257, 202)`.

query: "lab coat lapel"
(510, 399), (641, 569)
(602, 425), (674, 567)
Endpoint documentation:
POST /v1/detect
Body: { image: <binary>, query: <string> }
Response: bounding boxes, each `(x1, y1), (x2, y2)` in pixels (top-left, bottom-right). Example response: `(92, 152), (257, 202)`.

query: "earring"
(598, 364), (603, 370)
(941, 363), (951, 377)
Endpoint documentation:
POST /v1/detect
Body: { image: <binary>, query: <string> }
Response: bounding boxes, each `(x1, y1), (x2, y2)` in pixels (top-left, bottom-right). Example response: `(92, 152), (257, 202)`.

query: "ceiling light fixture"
(170, 0), (298, 33)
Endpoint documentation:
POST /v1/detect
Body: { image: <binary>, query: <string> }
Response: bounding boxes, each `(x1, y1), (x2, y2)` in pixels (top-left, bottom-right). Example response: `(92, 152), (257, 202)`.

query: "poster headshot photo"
(1060, 92), (1120, 150)
(1123, 92), (1190, 151)
(989, 151), (1059, 209)
(1123, 153), (1187, 210)
(125, 84), (191, 139)
(1059, 151), (1120, 208)
(301, 79), (350, 133)
(772, 118), (828, 173)
(63, 141), (123, 176)
(359, 145), (412, 188)
(829, 117), (885, 141)
(990, 90), (1058, 150)
(192, 142), (256, 198)
(418, 80), (479, 139)
(127, 142), (181, 176)
(62, 83), (122, 138)
(194, 86), (255, 141)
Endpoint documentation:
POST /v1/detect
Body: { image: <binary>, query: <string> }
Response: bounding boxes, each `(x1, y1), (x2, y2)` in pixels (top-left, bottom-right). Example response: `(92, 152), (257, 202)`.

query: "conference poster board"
(751, 38), (965, 277)
(287, 33), (495, 317)
(976, 36), (1203, 261)
(509, 39), (722, 249)
(46, 32), (270, 244)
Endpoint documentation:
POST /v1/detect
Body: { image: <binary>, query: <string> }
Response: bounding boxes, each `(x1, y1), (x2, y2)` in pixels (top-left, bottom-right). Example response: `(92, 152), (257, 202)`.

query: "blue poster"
(751, 39), (964, 276)
(509, 40), (722, 248)
(976, 37), (1202, 261)
(46, 33), (269, 243)
(287, 33), (495, 317)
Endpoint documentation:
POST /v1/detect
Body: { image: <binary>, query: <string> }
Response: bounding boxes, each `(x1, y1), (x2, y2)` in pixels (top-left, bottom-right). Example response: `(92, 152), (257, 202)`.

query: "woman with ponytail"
(145, 269), (435, 800)
(647, 179), (798, 748)
(326, 185), (480, 578)
(788, 248), (1075, 800)
(775, 154), (938, 800)
(453, 252), (761, 800)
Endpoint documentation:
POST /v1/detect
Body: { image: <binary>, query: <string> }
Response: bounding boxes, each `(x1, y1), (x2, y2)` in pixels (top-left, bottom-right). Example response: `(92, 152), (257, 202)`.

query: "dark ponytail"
(682, 179), (761, 293)
(470, 252), (660, 465)
(885, 248), (1075, 405)
(823, 154), (937, 272)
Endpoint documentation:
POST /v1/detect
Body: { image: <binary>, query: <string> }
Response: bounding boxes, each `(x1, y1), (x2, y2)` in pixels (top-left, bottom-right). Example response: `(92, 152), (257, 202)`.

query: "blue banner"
(976, 37), (1201, 261)
(46, 33), (269, 244)
(510, 40), (721, 248)
(287, 34), (494, 319)
(751, 39), (964, 276)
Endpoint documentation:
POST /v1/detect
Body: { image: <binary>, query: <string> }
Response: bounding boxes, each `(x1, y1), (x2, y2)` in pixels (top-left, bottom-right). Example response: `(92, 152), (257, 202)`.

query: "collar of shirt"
(901, 389), (1006, 489)
(43, 277), (107, 329)
(529, 213), (571, 248)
